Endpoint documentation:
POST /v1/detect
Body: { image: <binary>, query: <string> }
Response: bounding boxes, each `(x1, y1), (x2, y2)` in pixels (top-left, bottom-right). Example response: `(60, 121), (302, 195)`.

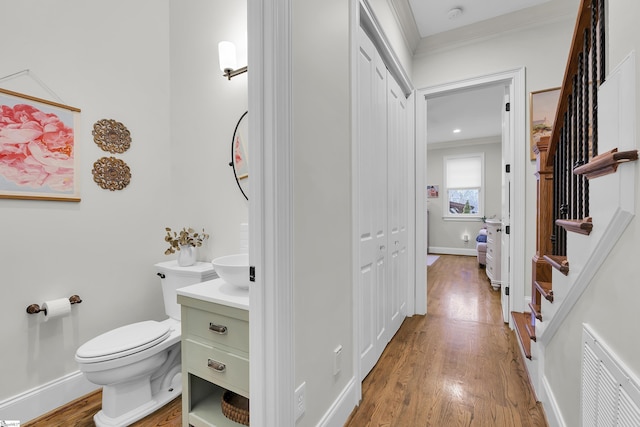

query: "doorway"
(414, 68), (527, 326)
(425, 82), (509, 321)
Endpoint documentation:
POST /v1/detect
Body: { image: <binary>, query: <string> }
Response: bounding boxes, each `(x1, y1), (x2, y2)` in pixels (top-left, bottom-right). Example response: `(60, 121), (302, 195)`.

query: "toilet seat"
(76, 321), (170, 363)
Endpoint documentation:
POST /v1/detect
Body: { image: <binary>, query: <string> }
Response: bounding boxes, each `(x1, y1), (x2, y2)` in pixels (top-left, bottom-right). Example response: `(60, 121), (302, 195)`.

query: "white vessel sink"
(211, 253), (250, 289)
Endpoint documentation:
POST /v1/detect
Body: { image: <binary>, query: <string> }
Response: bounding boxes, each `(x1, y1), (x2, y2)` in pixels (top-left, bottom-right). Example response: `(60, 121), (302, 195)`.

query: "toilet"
(75, 260), (216, 427)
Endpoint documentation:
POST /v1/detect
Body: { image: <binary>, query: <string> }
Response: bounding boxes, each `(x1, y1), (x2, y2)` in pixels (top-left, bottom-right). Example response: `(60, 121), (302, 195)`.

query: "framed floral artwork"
(530, 87), (560, 160)
(0, 88), (81, 201)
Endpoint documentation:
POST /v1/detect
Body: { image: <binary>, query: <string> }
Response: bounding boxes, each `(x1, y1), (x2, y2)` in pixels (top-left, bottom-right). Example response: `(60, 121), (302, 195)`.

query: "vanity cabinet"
(177, 280), (249, 427)
(485, 220), (502, 290)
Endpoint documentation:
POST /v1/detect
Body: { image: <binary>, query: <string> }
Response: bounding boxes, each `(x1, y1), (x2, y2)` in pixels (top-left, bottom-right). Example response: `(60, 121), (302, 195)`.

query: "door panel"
(358, 27), (388, 379)
(357, 28), (409, 381)
(387, 74), (408, 336)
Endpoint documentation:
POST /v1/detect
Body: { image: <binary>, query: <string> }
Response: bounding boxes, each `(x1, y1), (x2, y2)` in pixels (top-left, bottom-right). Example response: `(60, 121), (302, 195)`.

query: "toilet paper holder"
(26, 295), (82, 314)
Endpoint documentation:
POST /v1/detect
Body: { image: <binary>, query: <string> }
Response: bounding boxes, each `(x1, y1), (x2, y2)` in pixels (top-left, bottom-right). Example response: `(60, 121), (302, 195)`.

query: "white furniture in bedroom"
(485, 219), (502, 290)
(476, 227), (487, 267)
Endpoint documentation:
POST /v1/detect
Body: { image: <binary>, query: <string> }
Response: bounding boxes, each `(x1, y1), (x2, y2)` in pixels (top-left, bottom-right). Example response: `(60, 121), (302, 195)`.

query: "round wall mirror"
(230, 111), (248, 200)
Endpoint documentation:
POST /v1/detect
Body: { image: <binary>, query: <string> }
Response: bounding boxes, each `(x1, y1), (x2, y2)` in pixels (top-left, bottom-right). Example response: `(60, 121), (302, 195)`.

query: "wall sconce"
(218, 41), (247, 80)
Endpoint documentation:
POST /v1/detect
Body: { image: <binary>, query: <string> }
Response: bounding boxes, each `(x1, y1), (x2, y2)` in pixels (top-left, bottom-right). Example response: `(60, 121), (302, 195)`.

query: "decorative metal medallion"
(92, 119), (132, 153)
(92, 157), (131, 191)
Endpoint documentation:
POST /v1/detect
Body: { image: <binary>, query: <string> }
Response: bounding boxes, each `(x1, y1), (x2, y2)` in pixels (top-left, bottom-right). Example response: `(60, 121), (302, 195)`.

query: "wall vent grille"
(582, 325), (640, 426)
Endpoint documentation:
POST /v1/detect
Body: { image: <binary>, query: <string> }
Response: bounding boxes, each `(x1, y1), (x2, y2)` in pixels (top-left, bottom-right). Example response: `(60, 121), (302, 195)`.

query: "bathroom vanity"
(177, 279), (249, 427)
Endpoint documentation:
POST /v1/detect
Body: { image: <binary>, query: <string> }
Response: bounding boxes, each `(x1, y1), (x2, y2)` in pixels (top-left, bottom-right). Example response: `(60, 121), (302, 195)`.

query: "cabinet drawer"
(184, 338), (249, 397)
(184, 307), (249, 353)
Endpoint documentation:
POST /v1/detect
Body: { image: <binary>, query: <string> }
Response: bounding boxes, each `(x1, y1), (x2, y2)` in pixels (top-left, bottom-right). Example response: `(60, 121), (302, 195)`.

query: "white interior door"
(500, 88), (512, 323)
(387, 74), (408, 337)
(357, 27), (388, 380)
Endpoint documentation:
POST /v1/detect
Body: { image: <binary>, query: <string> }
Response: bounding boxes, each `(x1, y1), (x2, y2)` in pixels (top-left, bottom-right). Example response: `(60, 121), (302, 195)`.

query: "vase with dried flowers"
(164, 227), (209, 266)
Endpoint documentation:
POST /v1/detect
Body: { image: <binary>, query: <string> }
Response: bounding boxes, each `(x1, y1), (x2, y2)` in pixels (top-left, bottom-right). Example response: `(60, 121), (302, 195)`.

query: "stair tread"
(511, 311), (532, 359)
(543, 255), (569, 276)
(556, 217), (593, 235)
(524, 315), (537, 342)
(529, 302), (542, 321)
(534, 281), (554, 302)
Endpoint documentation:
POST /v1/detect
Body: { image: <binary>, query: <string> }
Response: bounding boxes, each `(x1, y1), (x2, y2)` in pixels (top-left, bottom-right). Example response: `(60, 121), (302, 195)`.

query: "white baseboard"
(428, 246), (477, 256)
(539, 375), (567, 427)
(316, 376), (358, 427)
(0, 371), (99, 423)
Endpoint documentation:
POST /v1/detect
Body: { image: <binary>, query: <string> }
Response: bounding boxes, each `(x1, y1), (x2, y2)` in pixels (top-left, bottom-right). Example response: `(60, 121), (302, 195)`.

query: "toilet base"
(93, 376), (182, 427)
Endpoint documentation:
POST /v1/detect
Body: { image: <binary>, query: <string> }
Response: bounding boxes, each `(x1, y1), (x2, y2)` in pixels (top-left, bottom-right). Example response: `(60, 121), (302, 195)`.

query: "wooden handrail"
(547, 0), (600, 167)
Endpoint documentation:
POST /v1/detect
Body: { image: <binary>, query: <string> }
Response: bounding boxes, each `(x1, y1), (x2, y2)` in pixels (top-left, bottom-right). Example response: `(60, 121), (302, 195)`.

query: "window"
(443, 154), (484, 219)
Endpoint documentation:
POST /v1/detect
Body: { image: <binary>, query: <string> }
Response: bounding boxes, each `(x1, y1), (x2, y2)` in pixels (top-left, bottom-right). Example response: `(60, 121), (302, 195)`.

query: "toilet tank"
(154, 260), (217, 321)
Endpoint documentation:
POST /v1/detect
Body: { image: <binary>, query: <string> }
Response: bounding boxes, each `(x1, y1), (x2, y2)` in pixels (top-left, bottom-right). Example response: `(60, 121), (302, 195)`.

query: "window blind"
(446, 156), (482, 188)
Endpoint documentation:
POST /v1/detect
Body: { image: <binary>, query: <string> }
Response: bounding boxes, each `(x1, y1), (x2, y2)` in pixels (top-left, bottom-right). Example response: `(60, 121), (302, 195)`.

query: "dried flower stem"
(164, 227), (209, 255)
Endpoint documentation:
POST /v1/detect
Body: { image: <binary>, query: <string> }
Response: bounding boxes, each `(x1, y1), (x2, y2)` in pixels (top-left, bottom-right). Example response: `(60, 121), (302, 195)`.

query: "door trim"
(414, 68), (527, 320)
(248, 0), (295, 425)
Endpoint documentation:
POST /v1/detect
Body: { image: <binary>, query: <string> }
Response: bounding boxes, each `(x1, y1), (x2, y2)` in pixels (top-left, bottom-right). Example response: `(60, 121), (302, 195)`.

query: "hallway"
(345, 255), (548, 426)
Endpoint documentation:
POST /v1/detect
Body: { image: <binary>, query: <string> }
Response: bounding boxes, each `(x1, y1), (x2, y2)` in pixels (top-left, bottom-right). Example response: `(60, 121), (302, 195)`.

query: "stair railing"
(547, 0), (605, 256)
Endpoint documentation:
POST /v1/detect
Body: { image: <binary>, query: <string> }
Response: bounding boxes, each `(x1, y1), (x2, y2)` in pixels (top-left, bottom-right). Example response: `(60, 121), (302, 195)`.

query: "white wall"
(368, 0), (414, 80)
(0, 0), (247, 419)
(169, 0), (249, 258)
(543, 2), (640, 425)
(427, 141), (502, 253)
(292, 1), (354, 425)
(412, 16), (575, 297)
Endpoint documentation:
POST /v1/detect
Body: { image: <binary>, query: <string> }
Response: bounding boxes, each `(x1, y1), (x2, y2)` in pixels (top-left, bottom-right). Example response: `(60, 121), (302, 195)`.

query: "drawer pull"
(207, 359), (226, 372)
(209, 323), (228, 334)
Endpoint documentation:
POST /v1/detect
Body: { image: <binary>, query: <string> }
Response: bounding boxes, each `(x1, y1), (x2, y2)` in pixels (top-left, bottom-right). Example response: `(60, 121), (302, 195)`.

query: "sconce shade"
(218, 41), (237, 72)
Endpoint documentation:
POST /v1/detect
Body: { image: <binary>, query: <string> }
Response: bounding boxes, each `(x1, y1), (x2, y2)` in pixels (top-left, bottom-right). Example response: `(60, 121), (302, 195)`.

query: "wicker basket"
(221, 390), (250, 426)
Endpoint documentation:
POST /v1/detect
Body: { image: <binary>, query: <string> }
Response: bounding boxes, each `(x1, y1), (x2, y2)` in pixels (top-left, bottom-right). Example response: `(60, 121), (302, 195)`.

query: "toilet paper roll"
(42, 298), (71, 321)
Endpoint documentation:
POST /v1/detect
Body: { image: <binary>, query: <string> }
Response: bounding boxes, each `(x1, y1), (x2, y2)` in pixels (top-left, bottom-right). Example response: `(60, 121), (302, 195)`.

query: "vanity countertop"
(177, 278), (249, 311)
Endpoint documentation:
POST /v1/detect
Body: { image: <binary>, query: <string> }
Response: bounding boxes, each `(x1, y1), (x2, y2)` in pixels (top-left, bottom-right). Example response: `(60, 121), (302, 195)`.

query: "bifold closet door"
(357, 26), (388, 380)
(386, 73), (408, 339)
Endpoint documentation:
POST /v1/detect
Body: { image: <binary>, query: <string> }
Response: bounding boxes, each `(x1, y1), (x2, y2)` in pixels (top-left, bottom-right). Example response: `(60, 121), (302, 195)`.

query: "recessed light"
(453, 129), (461, 133)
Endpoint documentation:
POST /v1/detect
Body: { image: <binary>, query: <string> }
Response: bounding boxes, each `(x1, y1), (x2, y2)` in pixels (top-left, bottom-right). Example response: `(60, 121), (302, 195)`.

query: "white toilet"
(75, 261), (216, 427)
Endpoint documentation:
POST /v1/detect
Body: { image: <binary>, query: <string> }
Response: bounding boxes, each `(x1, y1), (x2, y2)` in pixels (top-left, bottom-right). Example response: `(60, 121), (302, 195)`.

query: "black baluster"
(591, 0), (599, 158)
(598, 0), (606, 86)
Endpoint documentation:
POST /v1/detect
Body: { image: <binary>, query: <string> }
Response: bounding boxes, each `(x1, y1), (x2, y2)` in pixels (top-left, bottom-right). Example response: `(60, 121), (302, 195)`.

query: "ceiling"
(410, 0), (554, 145)
(408, 0), (552, 38)
(426, 84), (504, 146)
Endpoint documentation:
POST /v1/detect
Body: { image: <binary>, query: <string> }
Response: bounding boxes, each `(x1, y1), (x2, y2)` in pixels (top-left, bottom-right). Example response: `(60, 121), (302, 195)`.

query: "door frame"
(248, 0), (295, 425)
(414, 68), (527, 322)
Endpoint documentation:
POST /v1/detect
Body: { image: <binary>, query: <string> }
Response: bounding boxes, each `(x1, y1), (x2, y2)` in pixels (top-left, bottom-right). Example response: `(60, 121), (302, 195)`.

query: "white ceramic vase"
(177, 245), (197, 267)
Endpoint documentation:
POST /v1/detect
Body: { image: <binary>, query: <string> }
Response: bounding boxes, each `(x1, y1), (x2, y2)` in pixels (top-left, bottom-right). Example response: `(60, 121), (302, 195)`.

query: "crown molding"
(387, 0), (421, 53)
(414, 0), (577, 57)
(427, 135), (501, 151)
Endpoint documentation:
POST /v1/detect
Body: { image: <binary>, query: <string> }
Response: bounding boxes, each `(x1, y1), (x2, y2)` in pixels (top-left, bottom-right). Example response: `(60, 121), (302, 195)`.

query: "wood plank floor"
(344, 254), (547, 427)
(24, 392), (182, 427)
(24, 255), (546, 426)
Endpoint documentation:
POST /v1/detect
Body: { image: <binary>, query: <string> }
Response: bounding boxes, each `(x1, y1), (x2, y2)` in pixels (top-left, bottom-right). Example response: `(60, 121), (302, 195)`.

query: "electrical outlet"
(333, 345), (343, 376)
(295, 382), (306, 420)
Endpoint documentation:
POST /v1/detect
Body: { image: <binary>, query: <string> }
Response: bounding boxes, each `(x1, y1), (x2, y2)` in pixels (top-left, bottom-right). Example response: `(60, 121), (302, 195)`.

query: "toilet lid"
(76, 320), (170, 362)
